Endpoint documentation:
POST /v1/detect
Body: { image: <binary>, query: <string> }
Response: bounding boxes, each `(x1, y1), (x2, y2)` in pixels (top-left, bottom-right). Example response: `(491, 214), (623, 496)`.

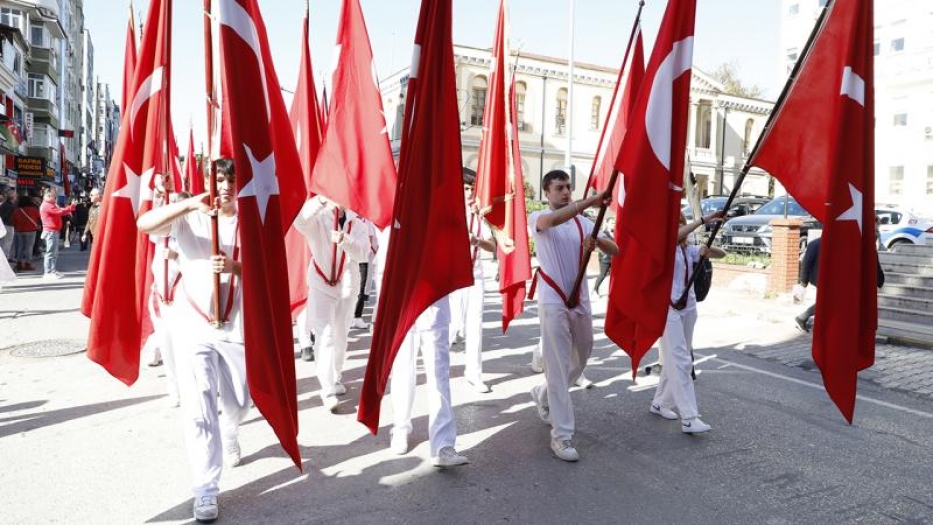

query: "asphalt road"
(1, 252), (931, 524)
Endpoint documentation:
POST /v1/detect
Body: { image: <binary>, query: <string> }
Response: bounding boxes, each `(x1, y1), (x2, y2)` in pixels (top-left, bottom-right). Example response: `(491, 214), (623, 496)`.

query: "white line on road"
(707, 355), (933, 419)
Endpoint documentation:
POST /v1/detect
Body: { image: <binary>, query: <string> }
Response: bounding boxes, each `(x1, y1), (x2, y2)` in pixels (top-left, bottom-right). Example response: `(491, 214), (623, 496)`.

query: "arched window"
(515, 81), (527, 131)
(590, 96), (602, 131)
(743, 118), (755, 155)
(556, 88), (568, 135)
(471, 76), (488, 126)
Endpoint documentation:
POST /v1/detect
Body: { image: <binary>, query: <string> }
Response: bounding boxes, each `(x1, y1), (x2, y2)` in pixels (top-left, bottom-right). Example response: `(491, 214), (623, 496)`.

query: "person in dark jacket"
(794, 236), (885, 333)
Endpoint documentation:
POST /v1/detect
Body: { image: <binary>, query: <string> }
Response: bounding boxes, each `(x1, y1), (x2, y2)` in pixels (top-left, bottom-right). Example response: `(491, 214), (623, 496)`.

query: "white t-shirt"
(466, 210), (492, 279)
(671, 244), (701, 311)
(528, 209), (595, 311)
(169, 211), (243, 343)
(150, 235), (180, 302)
(293, 199), (370, 298)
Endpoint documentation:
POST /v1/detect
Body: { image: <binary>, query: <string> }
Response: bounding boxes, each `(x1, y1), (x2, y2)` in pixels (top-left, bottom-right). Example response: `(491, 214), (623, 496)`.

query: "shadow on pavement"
(0, 395), (163, 439)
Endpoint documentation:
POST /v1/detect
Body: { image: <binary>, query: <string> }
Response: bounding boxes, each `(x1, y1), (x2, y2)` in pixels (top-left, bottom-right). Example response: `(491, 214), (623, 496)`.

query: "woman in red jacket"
(12, 198), (41, 271)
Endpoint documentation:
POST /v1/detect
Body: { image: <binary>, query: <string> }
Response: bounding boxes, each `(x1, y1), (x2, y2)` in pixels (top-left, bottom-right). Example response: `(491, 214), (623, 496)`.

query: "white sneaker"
(432, 446), (469, 468)
(574, 373), (594, 389)
(43, 272), (62, 281)
(390, 431), (409, 455)
(224, 441), (241, 467)
(166, 393), (180, 408)
(350, 318), (370, 330)
(193, 495), (219, 522)
(530, 385), (550, 424)
(322, 395), (339, 412)
(681, 417), (711, 434)
(467, 377), (491, 394)
(334, 382), (347, 396)
(530, 355), (544, 374)
(650, 403), (678, 420)
(550, 439), (580, 462)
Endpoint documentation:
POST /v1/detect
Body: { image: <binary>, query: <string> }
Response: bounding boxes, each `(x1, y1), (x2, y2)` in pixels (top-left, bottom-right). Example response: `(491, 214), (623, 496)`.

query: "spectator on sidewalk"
(0, 188), (17, 260)
(12, 197), (41, 272)
(82, 188), (101, 251)
(39, 187), (76, 280)
(0, 221), (15, 289)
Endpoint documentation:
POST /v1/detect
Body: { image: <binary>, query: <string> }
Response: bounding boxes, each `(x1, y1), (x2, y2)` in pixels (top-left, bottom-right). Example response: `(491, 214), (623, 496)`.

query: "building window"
(590, 96), (602, 131)
(893, 113), (908, 127)
(555, 88), (568, 135)
(30, 26), (46, 48)
(927, 165), (933, 196)
(788, 3), (799, 16)
(0, 8), (22, 30)
(743, 118), (755, 155)
(889, 166), (904, 196)
(891, 38), (905, 53)
(873, 42), (881, 56)
(470, 76), (488, 127)
(515, 81), (527, 131)
(695, 101), (712, 149)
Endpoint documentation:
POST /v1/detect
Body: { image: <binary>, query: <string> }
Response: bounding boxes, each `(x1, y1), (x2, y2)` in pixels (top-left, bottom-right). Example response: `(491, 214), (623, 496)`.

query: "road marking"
(708, 355), (933, 419)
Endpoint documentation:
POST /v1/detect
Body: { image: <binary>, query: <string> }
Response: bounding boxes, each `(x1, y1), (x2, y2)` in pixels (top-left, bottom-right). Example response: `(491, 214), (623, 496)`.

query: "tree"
(712, 62), (763, 99)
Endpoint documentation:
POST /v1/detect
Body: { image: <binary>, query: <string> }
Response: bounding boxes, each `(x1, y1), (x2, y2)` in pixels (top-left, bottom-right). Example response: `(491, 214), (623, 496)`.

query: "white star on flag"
(239, 144), (279, 225)
(835, 182), (863, 234)
(112, 163), (155, 217)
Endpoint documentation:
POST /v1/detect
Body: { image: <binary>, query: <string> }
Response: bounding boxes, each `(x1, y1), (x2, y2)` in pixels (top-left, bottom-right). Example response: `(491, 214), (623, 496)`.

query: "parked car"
(876, 207), (933, 250)
(682, 195), (770, 224)
(721, 196), (817, 254)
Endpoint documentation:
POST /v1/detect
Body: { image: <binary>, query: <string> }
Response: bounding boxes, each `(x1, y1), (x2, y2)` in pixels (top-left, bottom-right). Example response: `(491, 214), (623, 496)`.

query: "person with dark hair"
(448, 169), (496, 393)
(650, 212), (725, 435)
(137, 158), (248, 523)
(81, 188), (101, 251)
(528, 169), (618, 462)
(39, 187), (76, 279)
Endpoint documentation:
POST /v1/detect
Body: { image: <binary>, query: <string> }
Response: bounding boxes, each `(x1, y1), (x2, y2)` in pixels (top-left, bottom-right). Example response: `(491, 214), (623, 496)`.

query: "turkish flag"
(83, 0), (172, 385)
(751, 0), (875, 422)
(214, 0), (304, 468)
(185, 127), (204, 194)
(499, 75), (532, 332)
(587, 24), (645, 195)
(473, 0), (511, 231)
(285, 10), (325, 317)
(167, 129), (184, 191)
(358, 0), (473, 433)
(472, 0), (530, 332)
(604, 0), (696, 378)
(308, 0), (397, 229)
(122, 6), (137, 110)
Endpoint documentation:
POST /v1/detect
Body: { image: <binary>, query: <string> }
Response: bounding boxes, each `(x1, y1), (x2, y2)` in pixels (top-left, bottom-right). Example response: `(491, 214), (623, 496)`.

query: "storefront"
(14, 156), (54, 195)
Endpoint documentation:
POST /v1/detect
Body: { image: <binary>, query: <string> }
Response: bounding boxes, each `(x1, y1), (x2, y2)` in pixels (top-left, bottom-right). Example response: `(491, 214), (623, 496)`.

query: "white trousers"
(173, 340), (250, 498)
(308, 290), (355, 398)
(148, 291), (178, 400)
(449, 277), (484, 382)
(390, 323), (457, 457)
(653, 307), (700, 420)
(534, 303), (593, 441)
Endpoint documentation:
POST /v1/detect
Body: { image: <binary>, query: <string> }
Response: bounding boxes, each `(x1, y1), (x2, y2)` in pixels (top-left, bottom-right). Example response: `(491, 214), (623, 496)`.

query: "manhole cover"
(6, 339), (86, 358)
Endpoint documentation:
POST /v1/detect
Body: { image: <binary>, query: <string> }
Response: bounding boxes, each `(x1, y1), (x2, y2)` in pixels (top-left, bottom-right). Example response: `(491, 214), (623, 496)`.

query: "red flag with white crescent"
(604, 0), (697, 378)
(751, 0), (876, 422)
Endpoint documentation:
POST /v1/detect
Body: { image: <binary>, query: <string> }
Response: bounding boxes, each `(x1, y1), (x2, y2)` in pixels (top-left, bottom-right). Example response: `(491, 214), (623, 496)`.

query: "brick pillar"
(768, 218), (803, 294)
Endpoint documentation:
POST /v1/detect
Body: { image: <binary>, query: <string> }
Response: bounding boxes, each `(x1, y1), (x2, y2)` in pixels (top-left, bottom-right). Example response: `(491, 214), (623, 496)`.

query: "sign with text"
(15, 156), (46, 178)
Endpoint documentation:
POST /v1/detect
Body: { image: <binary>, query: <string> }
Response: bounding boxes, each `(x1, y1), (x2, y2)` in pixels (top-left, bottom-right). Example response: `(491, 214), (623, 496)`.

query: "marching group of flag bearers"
(79, 0), (877, 521)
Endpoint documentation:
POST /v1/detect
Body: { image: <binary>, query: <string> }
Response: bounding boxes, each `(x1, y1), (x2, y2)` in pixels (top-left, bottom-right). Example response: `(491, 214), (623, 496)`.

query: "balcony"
(27, 49), (59, 80)
(26, 99), (59, 126)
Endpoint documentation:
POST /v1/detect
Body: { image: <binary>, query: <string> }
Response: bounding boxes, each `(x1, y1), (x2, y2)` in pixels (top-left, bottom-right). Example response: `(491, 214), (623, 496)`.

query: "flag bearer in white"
(528, 170), (616, 462)
(389, 296), (470, 468)
(449, 171), (496, 393)
(293, 195), (370, 411)
(137, 159), (249, 523)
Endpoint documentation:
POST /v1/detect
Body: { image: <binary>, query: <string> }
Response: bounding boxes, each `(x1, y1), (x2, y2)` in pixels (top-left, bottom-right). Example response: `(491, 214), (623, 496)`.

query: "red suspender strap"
(529, 216), (585, 307)
(312, 220), (354, 287)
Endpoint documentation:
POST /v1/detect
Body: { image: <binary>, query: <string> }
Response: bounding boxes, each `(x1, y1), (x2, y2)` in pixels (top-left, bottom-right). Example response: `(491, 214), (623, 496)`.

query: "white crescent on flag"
(130, 67), (163, 135)
(219, 0), (271, 121)
(840, 66), (865, 107)
(645, 37), (694, 171)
